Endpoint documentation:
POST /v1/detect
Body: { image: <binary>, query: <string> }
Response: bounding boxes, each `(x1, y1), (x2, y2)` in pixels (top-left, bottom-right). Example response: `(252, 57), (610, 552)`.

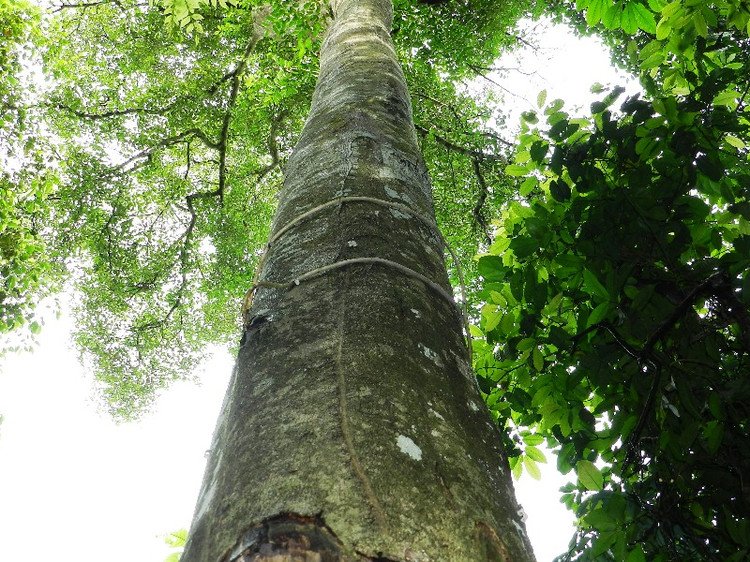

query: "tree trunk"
(182, 0), (535, 560)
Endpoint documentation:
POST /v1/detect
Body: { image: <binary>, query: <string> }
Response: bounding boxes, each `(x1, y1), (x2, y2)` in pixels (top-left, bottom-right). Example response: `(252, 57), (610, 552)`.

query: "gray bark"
(182, 0), (536, 560)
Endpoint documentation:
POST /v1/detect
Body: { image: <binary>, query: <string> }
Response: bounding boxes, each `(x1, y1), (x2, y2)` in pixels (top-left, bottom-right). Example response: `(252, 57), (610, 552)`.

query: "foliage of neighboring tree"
(475, 1), (750, 559)
(3, 0), (527, 416)
(0, 0), (60, 350)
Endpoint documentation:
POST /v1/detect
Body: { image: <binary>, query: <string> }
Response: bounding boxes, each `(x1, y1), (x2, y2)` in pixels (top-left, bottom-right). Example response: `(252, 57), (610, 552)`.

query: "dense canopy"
(1, 0), (748, 559)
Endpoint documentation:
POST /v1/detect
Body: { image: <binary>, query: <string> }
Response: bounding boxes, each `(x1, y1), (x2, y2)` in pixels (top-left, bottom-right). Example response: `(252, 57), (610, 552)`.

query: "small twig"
(504, 30), (536, 50)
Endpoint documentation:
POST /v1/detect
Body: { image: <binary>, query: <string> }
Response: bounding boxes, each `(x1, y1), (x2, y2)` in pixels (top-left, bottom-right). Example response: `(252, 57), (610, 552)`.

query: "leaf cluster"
(4, 0), (529, 416)
(476, 1), (750, 559)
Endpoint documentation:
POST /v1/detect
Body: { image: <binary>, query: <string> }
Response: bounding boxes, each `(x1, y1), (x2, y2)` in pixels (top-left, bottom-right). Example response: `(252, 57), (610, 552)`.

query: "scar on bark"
(475, 521), (513, 562)
(225, 513), (400, 561)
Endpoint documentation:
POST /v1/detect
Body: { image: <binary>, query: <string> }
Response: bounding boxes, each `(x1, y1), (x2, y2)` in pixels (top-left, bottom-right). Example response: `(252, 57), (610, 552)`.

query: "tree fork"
(182, 0), (535, 560)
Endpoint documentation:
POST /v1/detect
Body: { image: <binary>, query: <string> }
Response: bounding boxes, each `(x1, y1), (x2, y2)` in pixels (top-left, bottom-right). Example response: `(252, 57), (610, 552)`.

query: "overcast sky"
(0, 18), (638, 562)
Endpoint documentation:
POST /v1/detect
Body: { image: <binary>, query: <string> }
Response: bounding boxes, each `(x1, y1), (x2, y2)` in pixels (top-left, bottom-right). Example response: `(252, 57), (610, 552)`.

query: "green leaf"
(530, 141), (549, 164)
(478, 255), (506, 281)
(713, 90), (740, 108)
(586, 0), (611, 26)
(523, 433), (544, 446)
(655, 16), (672, 39)
(550, 179), (572, 202)
(602, 4), (622, 29)
(524, 455), (542, 479)
(725, 134), (746, 149)
(626, 545), (646, 562)
(512, 456), (523, 479)
(577, 459), (603, 491)
(586, 302), (610, 328)
(532, 347), (544, 371)
(520, 176), (538, 197)
(537, 89), (548, 107)
(704, 420), (724, 454)
(517, 337), (536, 352)
(525, 445), (547, 463)
(505, 164), (530, 177)
(583, 269), (609, 300)
(483, 304), (502, 332)
(626, 1), (657, 34)
(692, 10), (708, 37)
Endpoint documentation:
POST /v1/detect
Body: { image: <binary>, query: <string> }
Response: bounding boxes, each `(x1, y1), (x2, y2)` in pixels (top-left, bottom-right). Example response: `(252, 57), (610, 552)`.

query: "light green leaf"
(483, 304), (502, 332)
(523, 433), (544, 446)
(602, 4), (622, 29)
(586, 0), (611, 26)
(693, 11), (708, 37)
(524, 456), (542, 479)
(661, 0), (681, 18)
(505, 164), (530, 177)
(512, 456), (523, 479)
(537, 89), (548, 108)
(725, 134), (746, 149)
(655, 16), (672, 39)
(629, 1), (657, 33)
(577, 459), (603, 491)
(520, 176), (538, 197)
(525, 445), (547, 463)
(713, 90), (740, 108)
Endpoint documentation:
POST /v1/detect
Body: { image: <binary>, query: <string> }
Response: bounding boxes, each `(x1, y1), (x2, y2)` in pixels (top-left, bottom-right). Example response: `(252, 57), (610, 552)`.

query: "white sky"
(0, 18), (639, 562)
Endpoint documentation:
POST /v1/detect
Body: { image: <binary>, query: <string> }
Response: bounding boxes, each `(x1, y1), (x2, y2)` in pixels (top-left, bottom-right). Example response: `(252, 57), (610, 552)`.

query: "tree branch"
(110, 128), (220, 173)
(415, 123), (507, 160)
(54, 101), (179, 120)
(471, 157), (492, 245)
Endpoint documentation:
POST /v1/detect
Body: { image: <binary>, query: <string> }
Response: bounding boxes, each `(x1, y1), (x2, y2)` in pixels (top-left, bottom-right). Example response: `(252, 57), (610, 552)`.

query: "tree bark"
(182, 0), (536, 560)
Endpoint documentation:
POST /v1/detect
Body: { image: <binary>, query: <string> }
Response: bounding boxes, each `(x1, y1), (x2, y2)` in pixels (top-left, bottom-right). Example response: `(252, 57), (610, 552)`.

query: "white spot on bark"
(389, 208), (410, 220)
(429, 408), (445, 421)
(418, 343), (442, 365)
(468, 401), (479, 412)
(384, 186), (400, 200)
(347, 240), (357, 247)
(252, 377), (273, 397)
(396, 435), (422, 461)
(410, 308), (421, 318)
(512, 519), (529, 541)
(430, 429), (440, 438)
